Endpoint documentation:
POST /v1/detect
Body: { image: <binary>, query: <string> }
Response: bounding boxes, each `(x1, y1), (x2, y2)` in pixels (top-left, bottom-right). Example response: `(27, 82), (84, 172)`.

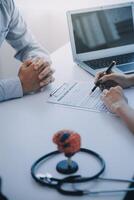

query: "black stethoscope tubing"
(31, 148), (106, 194)
(31, 148), (134, 196)
(31, 150), (61, 188)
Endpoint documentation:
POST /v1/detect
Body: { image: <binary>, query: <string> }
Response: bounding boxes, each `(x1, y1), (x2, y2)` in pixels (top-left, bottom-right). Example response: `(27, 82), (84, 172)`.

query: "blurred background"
(0, 0), (130, 78)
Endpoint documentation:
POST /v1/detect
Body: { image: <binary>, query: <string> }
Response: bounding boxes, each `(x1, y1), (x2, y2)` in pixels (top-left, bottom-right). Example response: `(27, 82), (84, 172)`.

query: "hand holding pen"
(90, 61), (117, 94)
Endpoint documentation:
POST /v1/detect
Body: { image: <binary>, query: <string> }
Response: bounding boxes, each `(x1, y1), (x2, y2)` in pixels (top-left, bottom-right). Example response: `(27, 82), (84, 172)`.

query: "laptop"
(67, 2), (134, 76)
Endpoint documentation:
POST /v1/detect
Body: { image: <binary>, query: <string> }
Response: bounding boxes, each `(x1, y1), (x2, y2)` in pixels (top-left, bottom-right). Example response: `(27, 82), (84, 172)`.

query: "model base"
(56, 160), (78, 174)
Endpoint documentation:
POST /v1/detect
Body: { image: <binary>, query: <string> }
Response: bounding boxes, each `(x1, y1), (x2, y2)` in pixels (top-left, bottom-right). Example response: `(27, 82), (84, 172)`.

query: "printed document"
(48, 81), (134, 114)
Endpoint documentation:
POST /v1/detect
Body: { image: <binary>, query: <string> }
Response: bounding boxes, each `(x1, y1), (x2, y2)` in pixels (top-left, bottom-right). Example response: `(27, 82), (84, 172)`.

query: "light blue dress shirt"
(0, 0), (51, 102)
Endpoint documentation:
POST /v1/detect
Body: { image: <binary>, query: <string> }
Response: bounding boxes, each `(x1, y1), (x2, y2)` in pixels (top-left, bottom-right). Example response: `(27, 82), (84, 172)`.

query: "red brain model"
(53, 130), (81, 157)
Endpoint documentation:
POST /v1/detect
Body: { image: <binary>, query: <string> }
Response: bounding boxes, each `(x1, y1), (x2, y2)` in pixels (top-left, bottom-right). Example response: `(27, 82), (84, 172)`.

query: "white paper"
(48, 81), (134, 114)
(48, 81), (110, 113)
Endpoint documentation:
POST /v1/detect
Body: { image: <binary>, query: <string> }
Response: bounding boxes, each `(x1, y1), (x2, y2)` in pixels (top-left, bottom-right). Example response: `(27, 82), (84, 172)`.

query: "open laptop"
(67, 2), (134, 76)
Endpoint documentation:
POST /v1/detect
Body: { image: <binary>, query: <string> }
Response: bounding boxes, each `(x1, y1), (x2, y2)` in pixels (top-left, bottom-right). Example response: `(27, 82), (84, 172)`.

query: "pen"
(50, 83), (66, 96)
(90, 61), (116, 94)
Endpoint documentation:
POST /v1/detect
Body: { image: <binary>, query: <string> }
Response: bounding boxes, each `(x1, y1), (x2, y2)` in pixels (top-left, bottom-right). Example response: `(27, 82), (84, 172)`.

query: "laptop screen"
(71, 6), (134, 54)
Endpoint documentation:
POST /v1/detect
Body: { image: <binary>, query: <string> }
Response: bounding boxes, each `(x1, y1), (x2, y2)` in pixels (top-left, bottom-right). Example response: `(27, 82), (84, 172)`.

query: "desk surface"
(0, 43), (134, 200)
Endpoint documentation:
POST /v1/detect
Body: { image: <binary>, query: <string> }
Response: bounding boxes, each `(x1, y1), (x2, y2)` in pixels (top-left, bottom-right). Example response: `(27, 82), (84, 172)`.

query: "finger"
(37, 64), (46, 74)
(21, 60), (33, 68)
(100, 89), (108, 100)
(94, 72), (102, 83)
(34, 58), (44, 70)
(94, 71), (105, 83)
(34, 58), (49, 70)
(100, 73), (116, 83)
(115, 85), (123, 91)
(115, 86), (124, 97)
(28, 62), (36, 70)
(43, 69), (55, 80)
(25, 59), (33, 64)
(38, 66), (51, 80)
(39, 67), (55, 80)
(109, 86), (122, 94)
(103, 89), (108, 95)
(100, 93), (105, 101)
(40, 76), (55, 87)
(38, 62), (51, 74)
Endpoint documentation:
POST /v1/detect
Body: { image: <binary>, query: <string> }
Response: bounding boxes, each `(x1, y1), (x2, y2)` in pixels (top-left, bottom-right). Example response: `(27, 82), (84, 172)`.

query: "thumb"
(23, 60), (32, 67)
(100, 74), (115, 83)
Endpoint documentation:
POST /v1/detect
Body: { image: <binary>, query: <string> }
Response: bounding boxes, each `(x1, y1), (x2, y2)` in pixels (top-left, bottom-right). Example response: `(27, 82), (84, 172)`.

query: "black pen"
(90, 61), (116, 94)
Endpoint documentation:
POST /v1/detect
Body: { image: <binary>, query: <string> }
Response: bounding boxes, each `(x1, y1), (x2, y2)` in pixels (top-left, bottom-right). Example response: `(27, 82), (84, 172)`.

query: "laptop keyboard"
(84, 52), (134, 69)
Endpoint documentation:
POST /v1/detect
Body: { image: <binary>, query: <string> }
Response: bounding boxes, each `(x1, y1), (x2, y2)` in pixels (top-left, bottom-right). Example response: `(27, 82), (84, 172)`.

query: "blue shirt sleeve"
(0, 77), (23, 102)
(0, 0), (51, 102)
(6, 0), (51, 63)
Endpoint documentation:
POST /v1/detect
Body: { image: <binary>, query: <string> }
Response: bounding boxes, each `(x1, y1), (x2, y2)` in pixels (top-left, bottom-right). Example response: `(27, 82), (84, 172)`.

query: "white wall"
(15, 0), (106, 53)
(0, 0), (131, 78)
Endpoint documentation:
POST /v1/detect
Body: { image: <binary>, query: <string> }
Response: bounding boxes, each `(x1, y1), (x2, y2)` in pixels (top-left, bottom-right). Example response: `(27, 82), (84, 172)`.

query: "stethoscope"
(31, 148), (134, 196)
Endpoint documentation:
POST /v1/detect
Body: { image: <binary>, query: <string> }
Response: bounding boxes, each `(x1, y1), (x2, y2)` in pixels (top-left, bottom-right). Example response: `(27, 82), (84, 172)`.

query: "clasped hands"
(18, 58), (55, 94)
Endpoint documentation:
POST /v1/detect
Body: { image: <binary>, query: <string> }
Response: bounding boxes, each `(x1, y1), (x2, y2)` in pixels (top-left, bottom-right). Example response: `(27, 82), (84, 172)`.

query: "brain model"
(53, 129), (81, 157)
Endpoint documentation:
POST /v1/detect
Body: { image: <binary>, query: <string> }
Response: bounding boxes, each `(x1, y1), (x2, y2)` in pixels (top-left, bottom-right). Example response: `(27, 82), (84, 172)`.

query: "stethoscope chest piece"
(56, 159), (79, 174)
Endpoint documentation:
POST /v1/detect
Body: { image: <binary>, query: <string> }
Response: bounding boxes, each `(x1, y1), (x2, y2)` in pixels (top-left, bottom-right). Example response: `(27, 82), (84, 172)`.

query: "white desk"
(0, 43), (134, 200)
